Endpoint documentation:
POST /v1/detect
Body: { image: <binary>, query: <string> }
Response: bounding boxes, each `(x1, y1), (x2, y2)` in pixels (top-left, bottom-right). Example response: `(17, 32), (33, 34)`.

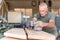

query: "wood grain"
(25, 28), (56, 40)
(4, 28), (27, 39)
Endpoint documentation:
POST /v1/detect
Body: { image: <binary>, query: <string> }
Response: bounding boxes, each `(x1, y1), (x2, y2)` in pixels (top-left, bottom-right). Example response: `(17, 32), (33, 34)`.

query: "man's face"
(39, 6), (48, 17)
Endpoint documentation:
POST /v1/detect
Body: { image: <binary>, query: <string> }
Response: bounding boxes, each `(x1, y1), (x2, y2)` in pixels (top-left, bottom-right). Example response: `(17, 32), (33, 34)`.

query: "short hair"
(39, 2), (48, 9)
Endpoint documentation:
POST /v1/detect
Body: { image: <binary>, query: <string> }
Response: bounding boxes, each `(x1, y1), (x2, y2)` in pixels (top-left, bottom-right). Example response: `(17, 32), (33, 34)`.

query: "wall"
(5, 0), (38, 13)
(4, 0), (60, 14)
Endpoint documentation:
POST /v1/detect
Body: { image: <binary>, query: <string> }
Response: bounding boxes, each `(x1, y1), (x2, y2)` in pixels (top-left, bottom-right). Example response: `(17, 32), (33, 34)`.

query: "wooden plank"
(0, 37), (42, 40)
(0, 37), (25, 40)
(3, 28), (56, 40)
(25, 28), (56, 40)
(4, 28), (27, 39)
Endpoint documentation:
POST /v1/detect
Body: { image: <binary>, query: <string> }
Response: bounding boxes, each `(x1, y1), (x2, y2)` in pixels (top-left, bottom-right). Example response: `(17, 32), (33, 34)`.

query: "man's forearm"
(42, 22), (54, 28)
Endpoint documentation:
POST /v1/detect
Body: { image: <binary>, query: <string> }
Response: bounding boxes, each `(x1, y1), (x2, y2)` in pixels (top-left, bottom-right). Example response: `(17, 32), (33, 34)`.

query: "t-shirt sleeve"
(50, 13), (56, 20)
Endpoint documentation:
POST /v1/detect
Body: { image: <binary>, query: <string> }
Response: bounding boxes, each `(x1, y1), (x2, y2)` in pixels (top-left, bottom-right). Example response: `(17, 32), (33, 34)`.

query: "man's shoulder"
(48, 12), (56, 16)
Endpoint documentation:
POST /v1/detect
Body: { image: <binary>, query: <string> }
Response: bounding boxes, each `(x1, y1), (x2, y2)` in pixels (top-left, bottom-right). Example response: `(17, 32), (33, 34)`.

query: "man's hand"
(34, 21), (44, 27)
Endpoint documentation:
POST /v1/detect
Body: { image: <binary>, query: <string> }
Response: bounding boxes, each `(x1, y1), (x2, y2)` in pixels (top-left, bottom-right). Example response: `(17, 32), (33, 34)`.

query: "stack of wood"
(0, 28), (56, 40)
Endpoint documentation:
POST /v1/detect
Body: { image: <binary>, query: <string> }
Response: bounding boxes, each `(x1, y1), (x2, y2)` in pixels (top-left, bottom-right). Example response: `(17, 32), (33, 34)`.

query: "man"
(33, 2), (58, 37)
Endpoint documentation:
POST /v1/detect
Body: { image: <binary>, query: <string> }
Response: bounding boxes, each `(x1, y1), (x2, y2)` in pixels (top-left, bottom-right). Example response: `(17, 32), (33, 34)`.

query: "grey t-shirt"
(33, 12), (58, 36)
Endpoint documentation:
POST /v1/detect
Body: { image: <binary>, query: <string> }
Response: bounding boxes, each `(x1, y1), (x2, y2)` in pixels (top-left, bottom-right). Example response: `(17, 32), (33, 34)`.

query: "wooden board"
(4, 28), (27, 39)
(0, 37), (26, 40)
(0, 37), (42, 40)
(3, 28), (56, 40)
(25, 28), (56, 40)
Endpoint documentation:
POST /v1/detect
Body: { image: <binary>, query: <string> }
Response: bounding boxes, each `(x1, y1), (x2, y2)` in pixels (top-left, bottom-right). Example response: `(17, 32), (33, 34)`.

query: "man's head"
(39, 2), (48, 17)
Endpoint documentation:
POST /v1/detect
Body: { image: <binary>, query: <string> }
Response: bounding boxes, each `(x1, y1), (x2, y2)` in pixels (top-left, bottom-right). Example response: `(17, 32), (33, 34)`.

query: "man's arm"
(42, 20), (55, 28)
(34, 20), (55, 28)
